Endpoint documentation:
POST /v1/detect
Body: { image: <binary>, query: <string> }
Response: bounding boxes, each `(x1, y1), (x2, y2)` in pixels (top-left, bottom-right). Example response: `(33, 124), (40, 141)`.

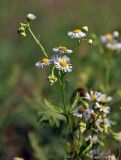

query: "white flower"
(113, 31), (119, 37)
(85, 90), (102, 101)
(73, 106), (93, 120)
(96, 94), (112, 103)
(95, 102), (110, 114)
(85, 135), (99, 144)
(104, 154), (117, 160)
(27, 13), (36, 21)
(13, 158), (24, 160)
(73, 106), (86, 118)
(106, 41), (121, 52)
(35, 57), (51, 68)
(52, 55), (72, 72)
(53, 46), (73, 54)
(100, 33), (113, 44)
(67, 29), (87, 39)
(88, 149), (103, 159)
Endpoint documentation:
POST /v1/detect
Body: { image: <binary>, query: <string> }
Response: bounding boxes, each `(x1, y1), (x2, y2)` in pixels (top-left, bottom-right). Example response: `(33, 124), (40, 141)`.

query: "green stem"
(59, 75), (76, 158)
(28, 26), (48, 57)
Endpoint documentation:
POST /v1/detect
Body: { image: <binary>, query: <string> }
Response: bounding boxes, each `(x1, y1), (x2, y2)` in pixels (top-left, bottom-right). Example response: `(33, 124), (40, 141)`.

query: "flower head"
(85, 90), (102, 101)
(53, 46), (73, 54)
(13, 157), (24, 160)
(97, 94), (112, 104)
(73, 106), (86, 118)
(35, 57), (51, 68)
(27, 13), (36, 21)
(67, 27), (88, 39)
(52, 55), (72, 72)
(95, 102), (110, 114)
(88, 149), (103, 160)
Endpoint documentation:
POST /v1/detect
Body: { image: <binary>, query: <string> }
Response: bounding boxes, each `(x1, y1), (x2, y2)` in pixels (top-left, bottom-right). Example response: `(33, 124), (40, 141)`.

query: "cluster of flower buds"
(17, 22), (27, 37)
(100, 31), (121, 52)
(18, 13), (36, 37)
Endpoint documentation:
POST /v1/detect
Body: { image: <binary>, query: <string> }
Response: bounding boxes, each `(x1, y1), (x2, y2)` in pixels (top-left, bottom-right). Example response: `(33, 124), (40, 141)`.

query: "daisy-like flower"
(106, 41), (121, 52)
(53, 45), (73, 54)
(73, 106), (86, 118)
(88, 149), (103, 160)
(13, 157), (24, 160)
(104, 154), (117, 160)
(96, 94), (112, 104)
(35, 57), (51, 68)
(53, 55), (72, 72)
(100, 33), (113, 44)
(95, 102), (110, 114)
(27, 13), (36, 21)
(73, 106), (93, 120)
(85, 90), (102, 101)
(67, 26), (88, 39)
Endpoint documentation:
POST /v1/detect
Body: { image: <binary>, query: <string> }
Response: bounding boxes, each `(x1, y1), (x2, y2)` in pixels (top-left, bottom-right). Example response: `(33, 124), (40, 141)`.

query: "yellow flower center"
(78, 108), (86, 113)
(101, 105), (106, 110)
(106, 33), (112, 41)
(91, 94), (97, 100)
(73, 29), (81, 33)
(59, 46), (67, 51)
(60, 61), (68, 67)
(41, 58), (49, 63)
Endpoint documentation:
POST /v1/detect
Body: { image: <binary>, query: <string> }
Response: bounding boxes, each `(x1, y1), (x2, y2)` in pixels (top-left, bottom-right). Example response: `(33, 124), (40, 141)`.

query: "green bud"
(79, 121), (86, 132)
(47, 74), (58, 85)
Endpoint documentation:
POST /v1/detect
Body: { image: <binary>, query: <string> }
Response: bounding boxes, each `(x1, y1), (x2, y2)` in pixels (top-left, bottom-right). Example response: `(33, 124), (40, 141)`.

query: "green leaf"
(44, 98), (63, 114)
(70, 94), (79, 112)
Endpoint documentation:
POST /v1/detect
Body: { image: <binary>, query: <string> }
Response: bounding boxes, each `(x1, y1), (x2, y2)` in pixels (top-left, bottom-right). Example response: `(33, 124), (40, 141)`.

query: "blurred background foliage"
(0, 0), (121, 159)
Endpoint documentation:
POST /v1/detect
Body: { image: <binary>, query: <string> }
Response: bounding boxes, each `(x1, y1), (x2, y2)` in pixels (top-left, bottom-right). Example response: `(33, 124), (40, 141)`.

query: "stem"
(59, 75), (76, 158)
(28, 26), (48, 57)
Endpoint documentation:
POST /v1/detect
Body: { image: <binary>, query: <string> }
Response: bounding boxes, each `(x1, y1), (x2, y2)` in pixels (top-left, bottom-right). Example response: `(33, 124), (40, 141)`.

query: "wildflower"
(67, 26), (88, 39)
(27, 13), (36, 21)
(113, 31), (119, 37)
(104, 154), (117, 160)
(95, 102), (110, 114)
(35, 57), (51, 68)
(53, 55), (72, 72)
(100, 33), (113, 44)
(85, 90), (102, 101)
(73, 106), (86, 118)
(106, 41), (121, 52)
(53, 46), (73, 54)
(85, 135), (99, 144)
(96, 94), (112, 104)
(88, 149), (103, 160)
(73, 106), (93, 120)
(13, 157), (24, 160)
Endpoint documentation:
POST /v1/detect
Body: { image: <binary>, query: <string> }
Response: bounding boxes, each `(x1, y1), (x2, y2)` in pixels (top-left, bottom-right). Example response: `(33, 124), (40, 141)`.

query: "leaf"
(70, 94), (79, 112)
(44, 98), (63, 114)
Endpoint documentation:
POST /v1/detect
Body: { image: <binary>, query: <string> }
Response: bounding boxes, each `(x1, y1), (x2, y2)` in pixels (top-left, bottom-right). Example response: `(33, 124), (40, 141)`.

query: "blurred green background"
(0, 0), (121, 159)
